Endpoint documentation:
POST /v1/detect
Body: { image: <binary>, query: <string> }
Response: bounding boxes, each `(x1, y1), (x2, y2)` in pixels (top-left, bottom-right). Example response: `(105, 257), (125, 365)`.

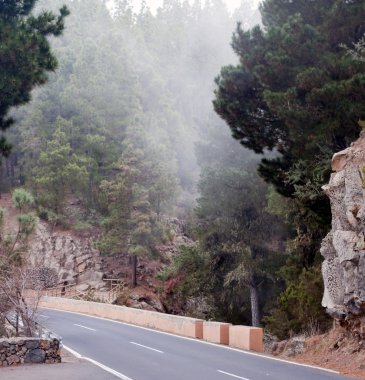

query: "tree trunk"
(0, 316), (7, 337)
(15, 312), (19, 336)
(156, 193), (161, 221)
(249, 284), (260, 327)
(10, 153), (16, 184)
(5, 159), (10, 178)
(131, 255), (137, 288)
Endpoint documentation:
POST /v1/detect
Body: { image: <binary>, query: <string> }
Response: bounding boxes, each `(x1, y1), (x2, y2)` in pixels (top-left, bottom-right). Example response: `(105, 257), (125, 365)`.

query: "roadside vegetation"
(1, 0), (365, 342)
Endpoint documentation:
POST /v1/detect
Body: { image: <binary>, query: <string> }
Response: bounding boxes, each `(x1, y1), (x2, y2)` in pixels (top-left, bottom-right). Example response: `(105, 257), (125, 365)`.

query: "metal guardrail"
(44, 278), (125, 304)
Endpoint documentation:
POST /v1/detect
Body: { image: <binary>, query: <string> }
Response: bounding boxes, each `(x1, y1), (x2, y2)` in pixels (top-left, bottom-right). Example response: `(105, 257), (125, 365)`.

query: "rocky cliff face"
(0, 193), (105, 289)
(321, 133), (365, 330)
(27, 222), (105, 289)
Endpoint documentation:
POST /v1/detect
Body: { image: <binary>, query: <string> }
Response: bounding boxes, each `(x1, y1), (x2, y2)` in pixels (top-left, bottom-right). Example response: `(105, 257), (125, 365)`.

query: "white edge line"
(74, 323), (96, 331)
(217, 369), (250, 380)
(42, 307), (339, 375)
(63, 345), (132, 380)
(63, 345), (82, 359)
(130, 341), (163, 353)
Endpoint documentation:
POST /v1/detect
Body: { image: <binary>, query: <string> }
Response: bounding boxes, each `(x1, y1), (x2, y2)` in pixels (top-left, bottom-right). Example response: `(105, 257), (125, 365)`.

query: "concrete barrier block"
(39, 297), (203, 339)
(229, 325), (263, 352)
(39, 297), (263, 351)
(195, 320), (203, 339)
(203, 321), (230, 344)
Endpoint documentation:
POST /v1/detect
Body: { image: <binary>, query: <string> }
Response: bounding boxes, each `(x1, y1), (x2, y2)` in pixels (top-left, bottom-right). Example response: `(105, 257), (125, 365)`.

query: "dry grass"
(290, 327), (365, 379)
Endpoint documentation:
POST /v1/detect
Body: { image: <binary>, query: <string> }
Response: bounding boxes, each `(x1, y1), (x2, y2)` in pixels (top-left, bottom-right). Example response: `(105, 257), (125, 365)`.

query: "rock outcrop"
(156, 217), (196, 258)
(321, 132), (365, 327)
(27, 221), (105, 288)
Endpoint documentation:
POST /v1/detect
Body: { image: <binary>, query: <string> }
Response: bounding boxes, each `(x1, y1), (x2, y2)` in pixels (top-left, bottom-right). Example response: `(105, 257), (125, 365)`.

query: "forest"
(1, 0), (365, 341)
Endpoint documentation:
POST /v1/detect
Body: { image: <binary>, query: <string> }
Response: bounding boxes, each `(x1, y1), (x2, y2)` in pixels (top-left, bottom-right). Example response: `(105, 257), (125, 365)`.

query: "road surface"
(39, 308), (353, 380)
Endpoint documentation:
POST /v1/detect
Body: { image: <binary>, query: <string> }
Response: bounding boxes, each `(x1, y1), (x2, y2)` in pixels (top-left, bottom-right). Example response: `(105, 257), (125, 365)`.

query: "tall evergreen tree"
(194, 125), (286, 326)
(98, 125), (178, 287)
(214, 0), (365, 333)
(214, 0), (365, 204)
(0, 0), (69, 155)
(31, 122), (88, 215)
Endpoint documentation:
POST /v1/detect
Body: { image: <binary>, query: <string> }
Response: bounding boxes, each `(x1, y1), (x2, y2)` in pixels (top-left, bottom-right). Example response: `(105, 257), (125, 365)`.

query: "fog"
(5, 0), (261, 215)
(114, 0), (256, 14)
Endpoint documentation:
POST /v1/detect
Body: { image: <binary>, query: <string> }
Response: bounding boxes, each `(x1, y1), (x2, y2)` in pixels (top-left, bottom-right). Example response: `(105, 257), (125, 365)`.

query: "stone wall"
(321, 132), (365, 330)
(0, 338), (61, 366)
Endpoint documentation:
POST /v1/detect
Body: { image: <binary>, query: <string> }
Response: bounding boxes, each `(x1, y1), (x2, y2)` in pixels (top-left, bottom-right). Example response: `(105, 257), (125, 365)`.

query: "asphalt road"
(0, 348), (117, 380)
(39, 308), (353, 380)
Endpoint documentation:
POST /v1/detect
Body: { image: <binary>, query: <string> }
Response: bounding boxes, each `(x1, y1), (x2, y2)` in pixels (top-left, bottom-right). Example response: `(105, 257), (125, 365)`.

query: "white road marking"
(217, 370), (250, 380)
(39, 314), (49, 318)
(63, 345), (133, 380)
(74, 323), (96, 331)
(41, 307), (338, 374)
(130, 341), (163, 353)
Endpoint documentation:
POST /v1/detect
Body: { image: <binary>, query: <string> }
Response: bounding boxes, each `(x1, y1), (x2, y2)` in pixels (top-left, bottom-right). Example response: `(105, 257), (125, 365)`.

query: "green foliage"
(158, 245), (207, 283)
(345, 36), (365, 63)
(72, 220), (93, 233)
(0, 208), (4, 225)
(12, 188), (34, 212)
(0, 0), (329, 336)
(164, 124), (289, 325)
(17, 213), (37, 238)
(31, 126), (88, 214)
(37, 205), (61, 225)
(215, 0), (365, 200)
(157, 245), (212, 318)
(266, 186), (291, 222)
(264, 266), (331, 339)
(359, 119), (365, 129)
(4, 0), (240, 217)
(0, 189), (37, 267)
(0, 0), (69, 155)
(98, 125), (177, 259)
(0, 0), (265, 228)
(213, 0), (365, 335)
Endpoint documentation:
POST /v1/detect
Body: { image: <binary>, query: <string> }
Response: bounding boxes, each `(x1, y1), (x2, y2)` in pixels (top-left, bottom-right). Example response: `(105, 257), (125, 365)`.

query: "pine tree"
(98, 125), (178, 287)
(214, 0), (365, 203)
(0, 0), (69, 155)
(214, 0), (365, 334)
(31, 122), (88, 216)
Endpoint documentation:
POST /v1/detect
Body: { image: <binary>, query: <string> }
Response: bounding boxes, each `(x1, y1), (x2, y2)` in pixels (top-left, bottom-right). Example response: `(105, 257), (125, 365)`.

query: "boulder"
(76, 283), (90, 292)
(7, 354), (20, 364)
(24, 348), (46, 363)
(331, 148), (350, 172)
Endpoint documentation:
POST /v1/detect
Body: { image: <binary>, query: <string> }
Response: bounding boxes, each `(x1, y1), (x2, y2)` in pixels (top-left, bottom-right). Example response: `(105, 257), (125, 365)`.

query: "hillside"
(270, 328), (365, 379)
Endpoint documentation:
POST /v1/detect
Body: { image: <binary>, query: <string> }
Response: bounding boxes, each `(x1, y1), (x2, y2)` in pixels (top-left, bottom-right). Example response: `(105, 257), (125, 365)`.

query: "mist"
(4, 0), (261, 216)
(2, 0), (365, 355)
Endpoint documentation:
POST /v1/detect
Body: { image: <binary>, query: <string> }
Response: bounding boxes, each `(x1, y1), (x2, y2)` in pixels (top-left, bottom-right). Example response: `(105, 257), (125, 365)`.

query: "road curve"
(39, 308), (352, 380)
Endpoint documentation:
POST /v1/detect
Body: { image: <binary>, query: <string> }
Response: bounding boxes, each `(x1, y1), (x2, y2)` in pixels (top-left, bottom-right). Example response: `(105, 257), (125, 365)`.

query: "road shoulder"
(0, 348), (118, 379)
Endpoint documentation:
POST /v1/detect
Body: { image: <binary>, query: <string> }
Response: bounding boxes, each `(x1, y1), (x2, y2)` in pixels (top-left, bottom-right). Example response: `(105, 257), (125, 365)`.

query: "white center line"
(217, 370), (250, 380)
(130, 341), (164, 353)
(39, 314), (49, 318)
(74, 323), (96, 331)
(41, 309), (339, 375)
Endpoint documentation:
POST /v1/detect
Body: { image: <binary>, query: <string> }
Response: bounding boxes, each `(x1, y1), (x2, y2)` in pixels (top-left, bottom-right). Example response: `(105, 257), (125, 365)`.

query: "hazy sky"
(130, 0), (257, 13)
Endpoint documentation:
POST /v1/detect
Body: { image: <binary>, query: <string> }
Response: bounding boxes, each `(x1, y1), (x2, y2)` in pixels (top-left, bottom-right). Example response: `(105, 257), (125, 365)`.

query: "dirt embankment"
(270, 327), (365, 379)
